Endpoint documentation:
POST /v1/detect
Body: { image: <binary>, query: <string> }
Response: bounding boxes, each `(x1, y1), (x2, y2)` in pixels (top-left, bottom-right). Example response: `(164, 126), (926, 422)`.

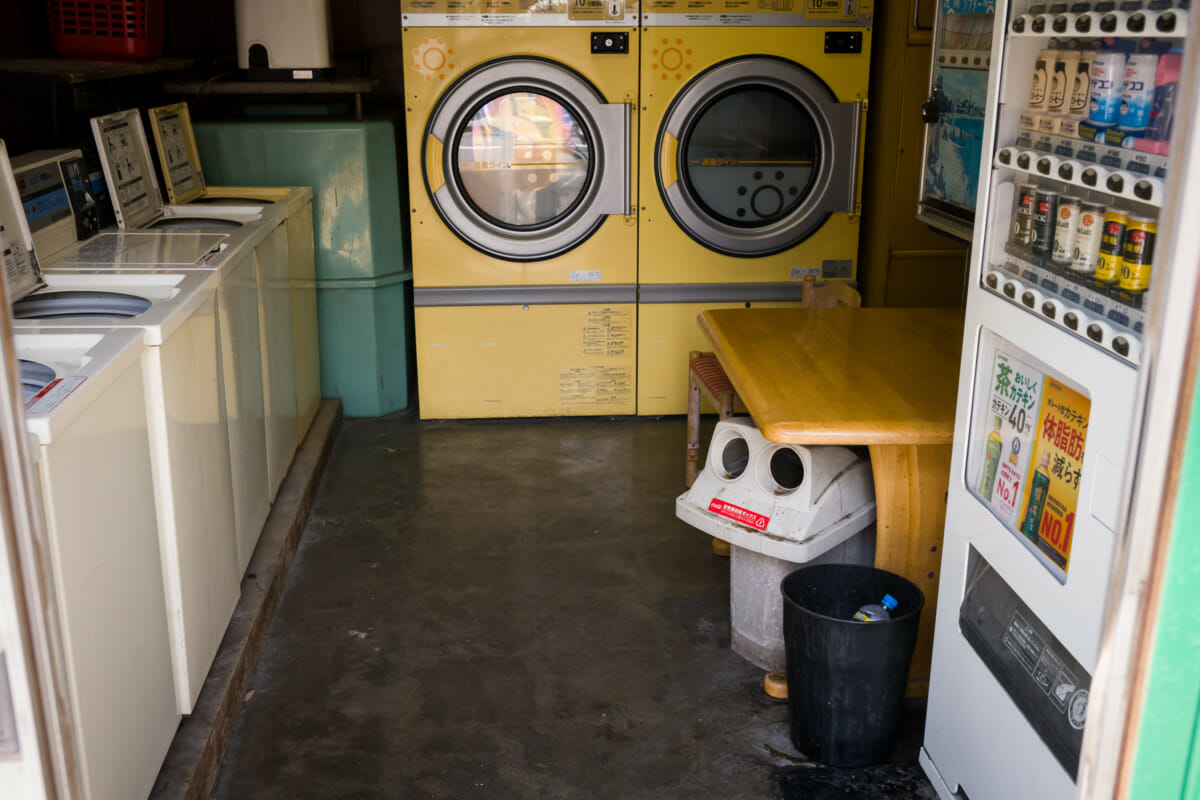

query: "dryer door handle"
(822, 100), (863, 215)
(593, 102), (632, 216)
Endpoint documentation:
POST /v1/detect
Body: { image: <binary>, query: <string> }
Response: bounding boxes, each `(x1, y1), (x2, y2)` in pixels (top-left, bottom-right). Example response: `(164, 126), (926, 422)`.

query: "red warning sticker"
(24, 377), (85, 417)
(707, 499), (770, 531)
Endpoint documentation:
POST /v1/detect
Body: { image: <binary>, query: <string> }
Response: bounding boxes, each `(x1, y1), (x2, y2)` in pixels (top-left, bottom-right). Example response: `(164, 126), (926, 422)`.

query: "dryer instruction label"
(582, 308), (632, 357)
(559, 367), (633, 406)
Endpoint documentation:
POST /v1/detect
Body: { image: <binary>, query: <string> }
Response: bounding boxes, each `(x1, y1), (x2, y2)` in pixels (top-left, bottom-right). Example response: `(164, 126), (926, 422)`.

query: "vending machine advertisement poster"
(1019, 377), (1089, 574)
(976, 346), (1042, 527)
(969, 332), (1090, 582)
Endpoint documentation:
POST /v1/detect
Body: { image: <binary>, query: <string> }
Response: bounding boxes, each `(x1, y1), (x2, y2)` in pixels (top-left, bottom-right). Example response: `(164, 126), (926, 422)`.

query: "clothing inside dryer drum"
(455, 91), (590, 228)
(682, 88), (819, 227)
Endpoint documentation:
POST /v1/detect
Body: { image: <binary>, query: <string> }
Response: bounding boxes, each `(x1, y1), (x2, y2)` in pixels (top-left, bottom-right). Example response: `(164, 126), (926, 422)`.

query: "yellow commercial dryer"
(636, 2), (873, 414)
(402, 7), (639, 419)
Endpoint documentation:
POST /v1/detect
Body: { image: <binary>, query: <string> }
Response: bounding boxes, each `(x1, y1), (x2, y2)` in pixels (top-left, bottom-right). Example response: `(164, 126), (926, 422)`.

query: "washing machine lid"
(423, 57), (630, 262)
(148, 103), (208, 206)
(656, 58), (862, 257)
(91, 109), (172, 231)
(46, 231), (227, 269)
(0, 141), (46, 302)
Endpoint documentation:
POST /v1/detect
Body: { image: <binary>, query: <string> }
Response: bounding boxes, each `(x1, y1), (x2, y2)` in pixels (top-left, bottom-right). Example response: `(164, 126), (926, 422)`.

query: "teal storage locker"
(193, 118), (412, 417)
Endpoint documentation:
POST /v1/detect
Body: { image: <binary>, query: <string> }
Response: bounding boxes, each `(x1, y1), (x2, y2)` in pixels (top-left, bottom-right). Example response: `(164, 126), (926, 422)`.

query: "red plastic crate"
(47, 0), (164, 60)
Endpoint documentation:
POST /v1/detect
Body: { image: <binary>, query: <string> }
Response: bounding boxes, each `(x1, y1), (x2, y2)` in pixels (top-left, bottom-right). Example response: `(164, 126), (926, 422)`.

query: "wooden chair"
(685, 279), (862, 489)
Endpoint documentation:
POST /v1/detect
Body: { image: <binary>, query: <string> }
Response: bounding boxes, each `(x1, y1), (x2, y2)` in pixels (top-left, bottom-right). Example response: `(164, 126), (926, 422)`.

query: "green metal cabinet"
(194, 118), (412, 417)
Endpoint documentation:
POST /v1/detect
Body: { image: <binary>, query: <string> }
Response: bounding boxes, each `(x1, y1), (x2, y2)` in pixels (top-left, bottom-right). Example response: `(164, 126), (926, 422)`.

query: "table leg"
(867, 443), (952, 698)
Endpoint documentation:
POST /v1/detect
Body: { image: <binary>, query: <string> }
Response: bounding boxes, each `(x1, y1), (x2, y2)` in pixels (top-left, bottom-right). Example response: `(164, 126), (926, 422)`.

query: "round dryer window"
(424, 58), (630, 262)
(656, 58), (862, 257)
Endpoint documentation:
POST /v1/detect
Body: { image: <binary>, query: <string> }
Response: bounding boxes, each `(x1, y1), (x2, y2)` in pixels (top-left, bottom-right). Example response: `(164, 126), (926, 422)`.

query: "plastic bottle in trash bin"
(853, 594), (899, 622)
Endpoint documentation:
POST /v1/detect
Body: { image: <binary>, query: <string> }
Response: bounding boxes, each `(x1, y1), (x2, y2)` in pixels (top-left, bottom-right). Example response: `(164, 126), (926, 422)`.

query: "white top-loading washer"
(25, 175), (290, 566)
(18, 327), (179, 800)
(79, 115), (297, 499)
(12, 270), (240, 714)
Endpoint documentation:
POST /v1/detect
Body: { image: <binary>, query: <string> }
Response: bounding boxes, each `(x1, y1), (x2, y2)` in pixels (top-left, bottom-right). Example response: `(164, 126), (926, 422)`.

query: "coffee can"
(1032, 189), (1060, 257)
(1052, 196), (1081, 264)
(1118, 215), (1157, 292)
(1094, 209), (1129, 284)
(1070, 201), (1106, 273)
(1011, 183), (1038, 247)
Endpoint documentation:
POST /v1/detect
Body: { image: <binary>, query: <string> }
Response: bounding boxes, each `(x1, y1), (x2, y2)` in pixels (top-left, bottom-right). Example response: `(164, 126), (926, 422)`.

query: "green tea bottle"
(980, 415), (1004, 501)
(1021, 451), (1052, 541)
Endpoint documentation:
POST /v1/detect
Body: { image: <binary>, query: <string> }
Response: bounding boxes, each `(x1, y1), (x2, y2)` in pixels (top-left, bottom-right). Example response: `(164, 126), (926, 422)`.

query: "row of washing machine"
(1, 101), (320, 800)
(401, 1), (875, 419)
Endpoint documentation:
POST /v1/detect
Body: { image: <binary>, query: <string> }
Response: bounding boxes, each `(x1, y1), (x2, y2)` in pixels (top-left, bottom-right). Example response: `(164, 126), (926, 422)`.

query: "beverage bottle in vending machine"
(1140, 47), (1182, 153)
(1021, 451), (1053, 541)
(980, 415), (1004, 501)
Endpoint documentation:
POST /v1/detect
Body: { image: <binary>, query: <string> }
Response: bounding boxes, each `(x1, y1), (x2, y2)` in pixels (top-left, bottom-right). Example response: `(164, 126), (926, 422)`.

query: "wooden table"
(698, 307), (965, 696)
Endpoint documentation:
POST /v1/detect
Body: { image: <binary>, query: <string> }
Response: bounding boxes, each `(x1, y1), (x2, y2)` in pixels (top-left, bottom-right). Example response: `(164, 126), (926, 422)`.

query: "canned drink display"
(1119, 216), (1157, 291)
(1032, 190), (1060, 257)
(1119, 54), (1159, 131)
(1049, 52), (1078, 115)
(1070, 201), (1106, 273)
(1090, 50), (1126, 125)
(1052, 196), (1081, 264)
(1095, 209), (1129, 283)
(1030, 50), (1055, 110)
(1011, 183), (1038, 247)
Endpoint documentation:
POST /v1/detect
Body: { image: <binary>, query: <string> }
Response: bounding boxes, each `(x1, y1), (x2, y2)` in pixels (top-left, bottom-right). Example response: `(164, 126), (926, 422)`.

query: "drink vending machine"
(919, 1), (1196, 798)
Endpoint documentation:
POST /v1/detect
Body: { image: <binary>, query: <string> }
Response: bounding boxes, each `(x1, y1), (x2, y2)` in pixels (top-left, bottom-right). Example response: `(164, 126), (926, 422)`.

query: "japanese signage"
(1020, 378), (1089, 572)
(970, 335), (1090, 581)
(978, 350), (1042, 528)
(707, 498), (770, 531)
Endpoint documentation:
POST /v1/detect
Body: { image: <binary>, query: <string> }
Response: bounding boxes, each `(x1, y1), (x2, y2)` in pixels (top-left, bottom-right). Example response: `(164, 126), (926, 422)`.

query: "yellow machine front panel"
(636, 300), (808, 415)
(403, 27), (639, 288)
(639, 26), (871, 285)
(416, 304), (637, 418)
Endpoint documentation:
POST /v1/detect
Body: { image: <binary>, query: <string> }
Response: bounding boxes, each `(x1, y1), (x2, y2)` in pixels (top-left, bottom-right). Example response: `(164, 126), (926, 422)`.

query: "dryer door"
(423, 58), (630, 262)
(656, 58), (862, 257)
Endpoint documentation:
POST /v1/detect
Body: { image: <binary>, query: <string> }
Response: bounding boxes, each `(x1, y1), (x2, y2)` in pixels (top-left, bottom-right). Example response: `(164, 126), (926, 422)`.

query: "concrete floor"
(212, 413), (923, 798)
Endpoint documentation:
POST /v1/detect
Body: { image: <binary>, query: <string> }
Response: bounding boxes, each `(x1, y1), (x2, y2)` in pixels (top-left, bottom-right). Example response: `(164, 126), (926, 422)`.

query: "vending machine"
(919, 0), (998, 240)
(920, 2), (1195, 798)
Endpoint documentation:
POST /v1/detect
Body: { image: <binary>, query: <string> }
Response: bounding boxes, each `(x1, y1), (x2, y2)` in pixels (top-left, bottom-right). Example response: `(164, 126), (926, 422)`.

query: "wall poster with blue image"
(918, 0), (996, 239)
(924, 67), (990, 213)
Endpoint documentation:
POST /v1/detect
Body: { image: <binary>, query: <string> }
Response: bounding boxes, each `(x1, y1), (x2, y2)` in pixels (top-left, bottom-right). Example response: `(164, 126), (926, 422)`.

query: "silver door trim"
(424, 58), (630, 262)
(656, 57), (861, 257)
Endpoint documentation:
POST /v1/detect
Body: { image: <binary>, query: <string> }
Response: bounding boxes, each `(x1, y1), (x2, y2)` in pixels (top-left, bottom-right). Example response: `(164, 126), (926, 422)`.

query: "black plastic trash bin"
(781, 564), (924, 767)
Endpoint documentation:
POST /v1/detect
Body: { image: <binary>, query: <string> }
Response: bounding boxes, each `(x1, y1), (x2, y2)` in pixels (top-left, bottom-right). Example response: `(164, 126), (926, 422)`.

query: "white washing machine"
(89, 112), (299, 498)
(42, 233), (274, 564)
(12, 270), (240, 714)
(18, 327), (179, 800)
(146, 102), (319, 442)
(14, 159), (286, 563)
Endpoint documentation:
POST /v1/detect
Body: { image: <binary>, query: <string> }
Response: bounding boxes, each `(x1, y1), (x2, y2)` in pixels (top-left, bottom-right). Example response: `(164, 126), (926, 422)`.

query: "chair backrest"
(800, 278), (863, 309)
